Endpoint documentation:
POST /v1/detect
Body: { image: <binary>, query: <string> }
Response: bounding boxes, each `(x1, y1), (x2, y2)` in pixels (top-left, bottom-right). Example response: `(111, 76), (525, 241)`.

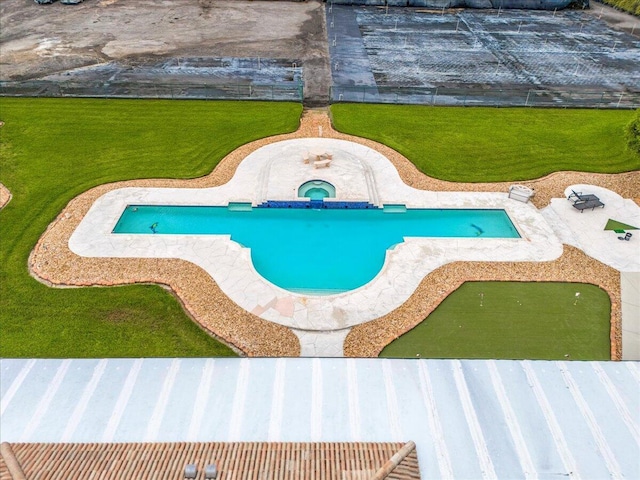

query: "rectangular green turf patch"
(380, 282), (611, 360)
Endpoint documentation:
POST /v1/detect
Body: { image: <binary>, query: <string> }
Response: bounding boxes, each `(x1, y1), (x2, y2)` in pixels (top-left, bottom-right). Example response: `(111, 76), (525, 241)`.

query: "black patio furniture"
(567, 190), (600, 203)
(572, 199), (605, 212)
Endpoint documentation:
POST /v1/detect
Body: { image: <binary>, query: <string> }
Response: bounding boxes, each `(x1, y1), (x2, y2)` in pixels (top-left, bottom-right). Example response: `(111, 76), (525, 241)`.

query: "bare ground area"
(588, 1), (640, 35)
(1, 0), (637, 106)
(0, 0), (331, 104)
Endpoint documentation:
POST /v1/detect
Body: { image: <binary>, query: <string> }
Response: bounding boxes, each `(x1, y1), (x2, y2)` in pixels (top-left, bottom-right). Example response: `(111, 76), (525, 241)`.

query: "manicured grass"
(0, 97), (302, 358)
(331, 104), (640, 182)
(380, 282), (611, 360)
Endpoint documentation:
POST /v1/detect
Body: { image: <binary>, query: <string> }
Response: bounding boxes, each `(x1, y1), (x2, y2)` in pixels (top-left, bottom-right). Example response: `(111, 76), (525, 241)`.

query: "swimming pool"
(114, 206), (520, 293)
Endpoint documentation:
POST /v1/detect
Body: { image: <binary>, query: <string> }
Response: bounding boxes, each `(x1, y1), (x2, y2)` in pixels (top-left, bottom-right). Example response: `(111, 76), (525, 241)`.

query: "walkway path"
(621, 272), (640, 360)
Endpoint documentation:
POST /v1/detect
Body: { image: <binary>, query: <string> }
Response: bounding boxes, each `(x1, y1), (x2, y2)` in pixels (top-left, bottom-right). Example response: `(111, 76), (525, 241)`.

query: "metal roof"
(1, 358), (638, 479)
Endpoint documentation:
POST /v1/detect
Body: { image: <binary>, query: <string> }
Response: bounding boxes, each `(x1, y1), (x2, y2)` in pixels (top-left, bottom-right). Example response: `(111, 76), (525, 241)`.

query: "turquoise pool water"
(114, 206), (519, 293)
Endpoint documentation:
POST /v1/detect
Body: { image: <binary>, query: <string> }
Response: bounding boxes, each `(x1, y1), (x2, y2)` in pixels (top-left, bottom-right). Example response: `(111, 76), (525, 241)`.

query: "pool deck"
(30, 110), (639, 359)
(69, 139), (562, 340)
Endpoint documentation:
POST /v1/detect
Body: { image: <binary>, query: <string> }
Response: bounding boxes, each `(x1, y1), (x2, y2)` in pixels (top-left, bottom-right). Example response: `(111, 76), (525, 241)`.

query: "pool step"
(383, 204), (407, 214)
(228, 202), (253, 212)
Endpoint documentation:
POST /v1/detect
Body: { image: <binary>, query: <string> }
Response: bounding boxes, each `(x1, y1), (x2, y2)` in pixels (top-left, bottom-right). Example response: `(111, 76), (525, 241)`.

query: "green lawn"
(0, 97), (302, 358)
(331, 104), (640, 182)
(380, 282), (612, 360)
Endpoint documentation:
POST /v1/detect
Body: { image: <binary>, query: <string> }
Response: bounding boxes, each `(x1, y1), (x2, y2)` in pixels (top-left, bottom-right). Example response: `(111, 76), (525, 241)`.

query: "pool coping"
(29, 110), (638, 358)
(67, 137), (561, 334)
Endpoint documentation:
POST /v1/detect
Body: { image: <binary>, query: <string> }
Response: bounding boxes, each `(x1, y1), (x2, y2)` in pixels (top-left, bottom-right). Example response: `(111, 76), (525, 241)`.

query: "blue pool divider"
(257, 200), (377, 209)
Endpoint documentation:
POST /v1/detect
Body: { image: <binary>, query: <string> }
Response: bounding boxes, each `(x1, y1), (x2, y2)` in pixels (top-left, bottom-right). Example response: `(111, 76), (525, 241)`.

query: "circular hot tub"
(298, 180), (336, 200)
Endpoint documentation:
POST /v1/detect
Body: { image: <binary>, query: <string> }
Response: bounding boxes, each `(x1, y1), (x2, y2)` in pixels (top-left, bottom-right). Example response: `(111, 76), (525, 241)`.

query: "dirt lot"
(0, 0), (331, 104)
(0, 0), (637, 106)
(588, 1), (640, 34)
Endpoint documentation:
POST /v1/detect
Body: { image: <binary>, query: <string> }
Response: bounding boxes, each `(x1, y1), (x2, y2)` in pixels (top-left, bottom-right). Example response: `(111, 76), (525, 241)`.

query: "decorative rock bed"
(29, 110), (637, 358)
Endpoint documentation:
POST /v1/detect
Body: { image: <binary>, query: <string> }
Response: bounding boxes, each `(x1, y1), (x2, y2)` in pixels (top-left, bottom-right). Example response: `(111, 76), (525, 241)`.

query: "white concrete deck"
(69, 139), (563, 355)
(543, 184), (640, 360)
(544, 185), (640, 272)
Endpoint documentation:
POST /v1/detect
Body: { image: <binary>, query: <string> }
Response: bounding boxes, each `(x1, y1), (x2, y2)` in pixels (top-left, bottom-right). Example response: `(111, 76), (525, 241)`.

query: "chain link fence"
(0, 80), (304, 102)
(330, 85), (640, 108)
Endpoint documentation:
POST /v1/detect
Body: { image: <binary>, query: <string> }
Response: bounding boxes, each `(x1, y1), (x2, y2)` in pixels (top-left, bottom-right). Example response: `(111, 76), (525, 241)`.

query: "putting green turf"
(380, 282), (611, 360)
(0, 97), (302, 358)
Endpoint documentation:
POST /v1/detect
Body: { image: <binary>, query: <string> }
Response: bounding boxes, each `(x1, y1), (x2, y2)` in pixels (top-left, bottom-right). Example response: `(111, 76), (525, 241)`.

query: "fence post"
(363, 86), (366, 102)
(525, 89), (531, 107)
(433, 87), (438, 106)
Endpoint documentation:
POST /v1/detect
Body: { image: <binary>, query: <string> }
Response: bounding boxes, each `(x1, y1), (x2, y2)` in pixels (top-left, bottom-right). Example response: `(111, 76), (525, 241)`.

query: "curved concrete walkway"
(69, 138), (561, 355)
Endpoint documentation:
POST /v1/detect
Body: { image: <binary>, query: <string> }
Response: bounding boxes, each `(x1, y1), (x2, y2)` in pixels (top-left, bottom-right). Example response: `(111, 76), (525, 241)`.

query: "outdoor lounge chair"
(568, 190), (600, 203)
(572, 199), (605, 212)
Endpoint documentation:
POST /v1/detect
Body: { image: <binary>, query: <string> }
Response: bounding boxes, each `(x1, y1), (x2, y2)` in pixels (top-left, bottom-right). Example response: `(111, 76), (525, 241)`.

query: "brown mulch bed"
(29, 110), (636, 358)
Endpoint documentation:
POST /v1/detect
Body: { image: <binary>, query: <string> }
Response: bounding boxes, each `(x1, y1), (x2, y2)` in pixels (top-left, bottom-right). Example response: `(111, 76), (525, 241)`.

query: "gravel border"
(344, 245), (622, 359)
(29, 110), (637, 358)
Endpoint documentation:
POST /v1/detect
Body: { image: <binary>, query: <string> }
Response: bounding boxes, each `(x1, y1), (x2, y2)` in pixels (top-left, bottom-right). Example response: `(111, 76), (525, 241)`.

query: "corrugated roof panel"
(1, 358), (638, 479)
